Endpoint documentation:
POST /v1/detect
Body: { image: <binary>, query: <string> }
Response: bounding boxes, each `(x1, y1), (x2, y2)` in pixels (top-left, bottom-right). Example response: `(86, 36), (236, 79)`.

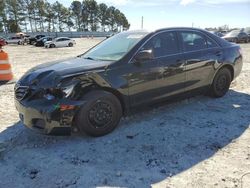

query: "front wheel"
(68, 43), (73, 47)
(50, 44), (56, 48)
(76, 90), (122, 137)
(209, 67), (232, 98)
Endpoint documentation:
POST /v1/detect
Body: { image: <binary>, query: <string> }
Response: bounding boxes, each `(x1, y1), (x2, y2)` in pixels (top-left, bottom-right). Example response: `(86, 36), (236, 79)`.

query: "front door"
(154, 31), (186, 99)
(128, 31), (186, 107)
(127, 56), (161, 108)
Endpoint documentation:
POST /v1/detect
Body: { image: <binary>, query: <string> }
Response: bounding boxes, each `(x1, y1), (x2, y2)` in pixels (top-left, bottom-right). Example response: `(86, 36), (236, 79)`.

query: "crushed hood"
(19, 57), (112, 87)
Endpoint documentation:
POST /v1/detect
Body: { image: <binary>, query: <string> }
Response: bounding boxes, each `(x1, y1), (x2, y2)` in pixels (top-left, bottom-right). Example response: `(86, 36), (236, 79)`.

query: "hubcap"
(88, 101), (113, 128)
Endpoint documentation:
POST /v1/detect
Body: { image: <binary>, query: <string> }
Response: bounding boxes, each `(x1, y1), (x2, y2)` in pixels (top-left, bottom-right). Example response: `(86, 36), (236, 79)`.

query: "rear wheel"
(68, 43), (73, 47)
(209, 67), (232, 98)
(76, 90), (122, 137)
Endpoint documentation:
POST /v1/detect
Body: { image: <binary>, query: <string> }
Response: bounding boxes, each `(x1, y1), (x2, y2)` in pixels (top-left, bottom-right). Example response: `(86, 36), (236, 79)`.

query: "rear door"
(63, 38), (70, 46)
(178, 30), (221, 91)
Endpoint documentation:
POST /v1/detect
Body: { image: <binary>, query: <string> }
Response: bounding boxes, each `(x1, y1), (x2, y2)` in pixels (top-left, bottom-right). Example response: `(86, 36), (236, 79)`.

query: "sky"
(48, 0), (250, 30)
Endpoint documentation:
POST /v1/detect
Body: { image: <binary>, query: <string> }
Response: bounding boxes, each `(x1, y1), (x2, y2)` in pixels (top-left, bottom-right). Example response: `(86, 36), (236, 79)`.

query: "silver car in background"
(44, 37), (76, 48)
(6, 36), (24, 45)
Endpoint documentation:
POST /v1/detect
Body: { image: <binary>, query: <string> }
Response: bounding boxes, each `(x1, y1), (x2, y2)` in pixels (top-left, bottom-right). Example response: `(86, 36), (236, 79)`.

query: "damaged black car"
(15, 27), (243, 137)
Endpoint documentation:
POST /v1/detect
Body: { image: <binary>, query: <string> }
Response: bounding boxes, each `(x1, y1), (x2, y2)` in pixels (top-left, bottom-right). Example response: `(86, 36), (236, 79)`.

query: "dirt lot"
(0, 39), (250, 188)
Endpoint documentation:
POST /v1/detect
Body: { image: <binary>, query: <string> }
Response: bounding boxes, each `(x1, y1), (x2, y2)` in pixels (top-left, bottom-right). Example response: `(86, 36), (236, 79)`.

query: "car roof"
(127, 27), (218, 37)
(127, 27), (231, 47)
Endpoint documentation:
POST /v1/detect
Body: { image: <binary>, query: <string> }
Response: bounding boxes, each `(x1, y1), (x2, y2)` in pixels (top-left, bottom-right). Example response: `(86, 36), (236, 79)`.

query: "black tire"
(68, 43), (73, 47)
(209, 67), (232, 98)
(50, 44), (56, 48)
(76, 90), (122, 137)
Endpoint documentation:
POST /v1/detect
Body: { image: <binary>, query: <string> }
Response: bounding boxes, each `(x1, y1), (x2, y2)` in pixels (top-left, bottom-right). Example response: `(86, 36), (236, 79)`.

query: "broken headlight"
(58, 79), (79, 98)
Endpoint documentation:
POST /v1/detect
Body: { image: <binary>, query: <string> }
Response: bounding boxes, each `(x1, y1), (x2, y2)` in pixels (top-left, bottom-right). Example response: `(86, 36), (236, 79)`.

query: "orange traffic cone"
(0, 50), (14, 82)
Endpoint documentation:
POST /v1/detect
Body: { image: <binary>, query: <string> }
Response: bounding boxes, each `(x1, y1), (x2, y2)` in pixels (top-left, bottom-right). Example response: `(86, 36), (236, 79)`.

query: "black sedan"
(35, 36), (53, 47)
(244, 27), (250, 39)
(28, 34), (46, 45)
(15, 27), (243, 137)
(222, 30), (249, 43)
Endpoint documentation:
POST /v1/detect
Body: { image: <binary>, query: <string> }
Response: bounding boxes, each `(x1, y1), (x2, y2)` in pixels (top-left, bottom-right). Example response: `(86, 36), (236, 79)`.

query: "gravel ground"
(0, 39), (250, 188)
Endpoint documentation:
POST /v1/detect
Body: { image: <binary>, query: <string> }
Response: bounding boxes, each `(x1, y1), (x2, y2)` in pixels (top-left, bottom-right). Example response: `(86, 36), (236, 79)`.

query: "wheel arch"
(97, 87), (127, 115)
(213, 64), (234, 83)
(220, 64), (234, 81)
(77, 84), (128, 115)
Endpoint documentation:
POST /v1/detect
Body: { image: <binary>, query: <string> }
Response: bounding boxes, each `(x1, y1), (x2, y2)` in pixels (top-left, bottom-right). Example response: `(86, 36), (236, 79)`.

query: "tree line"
(0, 0), (130, 33)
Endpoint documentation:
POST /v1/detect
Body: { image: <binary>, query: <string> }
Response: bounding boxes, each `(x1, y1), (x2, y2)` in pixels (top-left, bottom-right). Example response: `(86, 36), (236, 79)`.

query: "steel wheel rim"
(88, 101), (113, 128)
(216, 74), (227, 92)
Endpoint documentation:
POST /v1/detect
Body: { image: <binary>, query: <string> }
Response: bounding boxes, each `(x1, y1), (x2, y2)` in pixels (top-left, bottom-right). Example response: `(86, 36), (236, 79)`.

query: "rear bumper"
(15, 98), (85, 135)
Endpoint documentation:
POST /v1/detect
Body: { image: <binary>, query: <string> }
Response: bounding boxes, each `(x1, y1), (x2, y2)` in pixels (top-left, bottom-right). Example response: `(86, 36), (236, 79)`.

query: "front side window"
(142, 32), (179, 58)
(181, 32), (207, 52)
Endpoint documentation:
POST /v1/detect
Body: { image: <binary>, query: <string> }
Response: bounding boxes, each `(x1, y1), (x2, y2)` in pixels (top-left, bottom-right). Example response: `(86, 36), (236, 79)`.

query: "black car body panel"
(15, 27), (243, 135)
(29, 35), (46, 44)
(35, 37), (53, 47)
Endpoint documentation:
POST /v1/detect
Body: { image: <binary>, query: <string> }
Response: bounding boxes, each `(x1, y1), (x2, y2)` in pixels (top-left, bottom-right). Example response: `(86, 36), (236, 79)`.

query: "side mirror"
(134, 50), (154, 63)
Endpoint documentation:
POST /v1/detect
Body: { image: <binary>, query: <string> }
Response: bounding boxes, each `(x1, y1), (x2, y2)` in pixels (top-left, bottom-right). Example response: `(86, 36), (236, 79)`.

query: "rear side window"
(142, 32), (179, 58)
(181, 32), (207, 52)
(180, 31), (219, 52)
(207, 38), (218, 48)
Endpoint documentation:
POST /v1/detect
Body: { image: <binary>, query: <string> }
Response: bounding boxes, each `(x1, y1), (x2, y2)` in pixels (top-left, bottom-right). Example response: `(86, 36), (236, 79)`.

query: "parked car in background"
(222, 30), (249, 43)
(243, 27), (250, 38)
(6, 36), (24, 45)
(44, 37), (76, 48)
(29, 34), (46, 45)
(15, 27), (243, 137)
(35, 36), (53, 47)
(210, 31), (224, 37)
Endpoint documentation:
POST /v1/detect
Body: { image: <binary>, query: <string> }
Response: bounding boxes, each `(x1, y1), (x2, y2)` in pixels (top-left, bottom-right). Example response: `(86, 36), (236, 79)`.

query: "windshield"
(225, 30), (240, 37)
(82, 31), (149, 61)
